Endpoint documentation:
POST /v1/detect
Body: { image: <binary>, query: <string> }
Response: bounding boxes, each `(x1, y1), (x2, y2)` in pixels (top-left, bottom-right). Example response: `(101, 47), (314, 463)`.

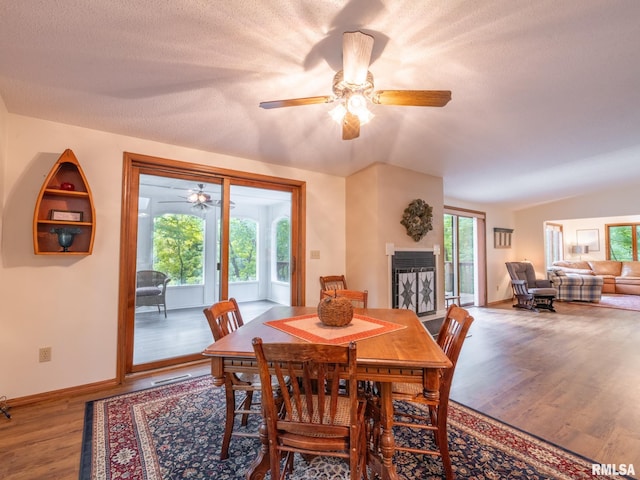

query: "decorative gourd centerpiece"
(318, 291), (354, 327)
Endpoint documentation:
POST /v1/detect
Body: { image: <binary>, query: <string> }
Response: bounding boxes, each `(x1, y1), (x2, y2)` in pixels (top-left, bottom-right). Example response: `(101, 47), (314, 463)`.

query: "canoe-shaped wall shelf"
(33, 149), (96, 255)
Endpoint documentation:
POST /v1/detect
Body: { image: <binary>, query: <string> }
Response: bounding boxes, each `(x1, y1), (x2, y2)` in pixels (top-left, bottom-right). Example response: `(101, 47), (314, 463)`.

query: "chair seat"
(285, 395), (355, 426)
(528, 287), (557, 296)
(136, 286), (162, 296)
(391, 382), (430, 398)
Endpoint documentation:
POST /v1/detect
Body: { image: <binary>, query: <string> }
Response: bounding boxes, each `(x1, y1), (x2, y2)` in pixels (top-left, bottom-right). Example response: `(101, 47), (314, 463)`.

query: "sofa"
(546, 268), (603, 302)
(549, 260), (640, 297)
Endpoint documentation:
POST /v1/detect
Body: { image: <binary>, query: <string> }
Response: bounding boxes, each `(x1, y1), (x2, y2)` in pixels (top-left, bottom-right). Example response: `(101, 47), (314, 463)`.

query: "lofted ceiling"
(1, 0), (640, 210)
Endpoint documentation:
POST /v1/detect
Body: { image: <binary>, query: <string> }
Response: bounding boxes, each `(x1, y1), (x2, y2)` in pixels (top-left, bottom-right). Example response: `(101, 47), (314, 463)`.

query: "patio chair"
(135, 270), (170, 317)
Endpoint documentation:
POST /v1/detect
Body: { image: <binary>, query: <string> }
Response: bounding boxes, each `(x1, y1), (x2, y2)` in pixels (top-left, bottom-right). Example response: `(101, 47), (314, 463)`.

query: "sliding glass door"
(119, 154), (304, 376)
(133, 175), (222, 365)
(444, 208), (486, 307)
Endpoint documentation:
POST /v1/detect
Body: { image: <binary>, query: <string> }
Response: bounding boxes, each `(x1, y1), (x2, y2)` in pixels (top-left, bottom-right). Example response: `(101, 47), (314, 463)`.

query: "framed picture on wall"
(576, 229), (600, 252)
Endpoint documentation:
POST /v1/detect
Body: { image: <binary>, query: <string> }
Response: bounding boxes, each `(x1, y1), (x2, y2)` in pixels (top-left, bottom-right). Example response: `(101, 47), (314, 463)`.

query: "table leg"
(377, 382), (400, 480)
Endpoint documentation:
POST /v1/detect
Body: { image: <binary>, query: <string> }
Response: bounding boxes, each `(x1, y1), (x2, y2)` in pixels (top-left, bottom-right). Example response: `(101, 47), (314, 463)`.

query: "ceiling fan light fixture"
(346, 92), (373, 124)
(329, 103), (347, 124)
(188, 191), (210, 204)
(356, 107), (374, 125)
(329, 99), (373, 126)
(346, 92), (367, 114)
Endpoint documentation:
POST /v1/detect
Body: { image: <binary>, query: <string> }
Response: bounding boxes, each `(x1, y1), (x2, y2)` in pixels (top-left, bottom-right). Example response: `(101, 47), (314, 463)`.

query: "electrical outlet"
(310, 250), (320, 259)
(39, 347), (52, 363)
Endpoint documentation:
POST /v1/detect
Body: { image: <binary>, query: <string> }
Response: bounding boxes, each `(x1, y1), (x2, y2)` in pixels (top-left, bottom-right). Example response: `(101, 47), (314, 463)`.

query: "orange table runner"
(265, 313), (406, 345)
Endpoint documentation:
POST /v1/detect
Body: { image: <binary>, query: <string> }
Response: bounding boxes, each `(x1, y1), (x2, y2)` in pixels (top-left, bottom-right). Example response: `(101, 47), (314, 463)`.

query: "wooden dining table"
(202, 306), (452, 480)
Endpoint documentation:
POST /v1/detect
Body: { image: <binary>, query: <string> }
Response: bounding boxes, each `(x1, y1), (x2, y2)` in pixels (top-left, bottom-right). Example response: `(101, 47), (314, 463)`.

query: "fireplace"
(391, 250), (436, 316)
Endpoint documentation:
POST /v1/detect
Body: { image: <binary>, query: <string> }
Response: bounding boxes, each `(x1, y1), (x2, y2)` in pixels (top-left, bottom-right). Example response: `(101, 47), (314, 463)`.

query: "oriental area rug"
(80, 376), (629, 480)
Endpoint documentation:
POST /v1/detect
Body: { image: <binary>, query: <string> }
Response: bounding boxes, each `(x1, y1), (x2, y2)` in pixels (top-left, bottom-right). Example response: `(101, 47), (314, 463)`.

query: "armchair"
(505, 262), (557, 312)
(135, 270), (170, 317)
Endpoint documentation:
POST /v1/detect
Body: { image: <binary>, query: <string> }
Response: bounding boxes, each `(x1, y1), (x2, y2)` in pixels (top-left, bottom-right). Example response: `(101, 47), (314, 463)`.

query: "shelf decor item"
(51, 227), (82, 252)
(33, 149), (96, 255)
(49, 209), (83, 222)
(494, 227), (514, 248)
(317, 292), (354, 327)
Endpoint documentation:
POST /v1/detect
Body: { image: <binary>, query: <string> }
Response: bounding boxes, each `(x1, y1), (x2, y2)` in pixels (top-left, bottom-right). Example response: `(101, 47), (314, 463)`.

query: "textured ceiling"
(1, 0), (640, 209)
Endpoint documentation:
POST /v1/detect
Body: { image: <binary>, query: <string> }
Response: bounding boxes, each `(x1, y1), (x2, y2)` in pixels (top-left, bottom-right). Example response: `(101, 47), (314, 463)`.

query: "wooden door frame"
(117, 152), (306, 381)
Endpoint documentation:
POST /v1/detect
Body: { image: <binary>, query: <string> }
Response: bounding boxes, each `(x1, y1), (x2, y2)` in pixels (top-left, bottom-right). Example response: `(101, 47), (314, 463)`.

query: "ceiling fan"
(259, 31), (451, 140)
(158, 184), (215, 210)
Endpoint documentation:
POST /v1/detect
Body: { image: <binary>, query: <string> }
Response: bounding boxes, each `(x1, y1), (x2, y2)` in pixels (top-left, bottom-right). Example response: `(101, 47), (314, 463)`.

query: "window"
(273, 217), (290, 282)
(607, 223), (640, 261)
(545, 223), (564, 267)
(153, 213), (204, 285)
(444, 210), (483, 306)
(228, 217), (258, 282)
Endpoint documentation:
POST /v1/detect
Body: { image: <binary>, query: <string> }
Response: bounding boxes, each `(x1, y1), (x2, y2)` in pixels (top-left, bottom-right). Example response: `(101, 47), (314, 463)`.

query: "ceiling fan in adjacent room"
(158, 184), (215, 210)
(259, 31), (451, 140)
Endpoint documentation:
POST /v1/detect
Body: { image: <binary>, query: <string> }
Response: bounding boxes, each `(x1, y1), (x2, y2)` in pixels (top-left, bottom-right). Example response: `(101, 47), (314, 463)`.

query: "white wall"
(0, 95), (6, 242)
(0, 113), (346, 400)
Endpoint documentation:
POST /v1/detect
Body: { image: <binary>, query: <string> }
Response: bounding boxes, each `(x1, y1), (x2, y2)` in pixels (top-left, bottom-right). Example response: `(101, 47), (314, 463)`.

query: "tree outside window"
(153, 214), (204, 285)
(274, 217), (290, 282)
(229, 217), (258, 282)
(607, 224), (640, 261)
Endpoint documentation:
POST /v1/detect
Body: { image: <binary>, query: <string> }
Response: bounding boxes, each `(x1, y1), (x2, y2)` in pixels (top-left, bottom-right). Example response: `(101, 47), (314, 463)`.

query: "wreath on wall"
(400, 199), (433, 242)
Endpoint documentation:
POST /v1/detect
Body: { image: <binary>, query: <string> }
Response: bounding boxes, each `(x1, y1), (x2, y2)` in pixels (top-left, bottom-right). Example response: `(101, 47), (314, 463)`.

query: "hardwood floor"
(453, 301), (640, 474)
(134, 300), (279, 364)
(1, 302), (638, 479)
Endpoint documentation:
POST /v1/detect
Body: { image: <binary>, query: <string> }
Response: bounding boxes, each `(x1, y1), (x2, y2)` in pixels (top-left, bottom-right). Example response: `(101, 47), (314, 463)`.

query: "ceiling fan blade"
(371, 90), (452, 107)
(342, 111), (360, 140)
(259, 96), (334, 109)
(343, 31), (374, 85)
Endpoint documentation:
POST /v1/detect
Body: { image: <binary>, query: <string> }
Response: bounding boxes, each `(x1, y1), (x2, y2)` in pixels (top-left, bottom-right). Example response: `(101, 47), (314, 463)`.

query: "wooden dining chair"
(319, 274), (348, 292)
(252, 337), (367, 480)
(388, 304), (474, 480)
(320, 288), (368, 308)
(203, 298), (263, 460)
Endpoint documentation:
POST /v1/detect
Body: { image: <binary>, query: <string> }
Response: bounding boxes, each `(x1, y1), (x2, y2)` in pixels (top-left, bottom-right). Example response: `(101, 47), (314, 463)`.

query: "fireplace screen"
(392, 251), (436, 316)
